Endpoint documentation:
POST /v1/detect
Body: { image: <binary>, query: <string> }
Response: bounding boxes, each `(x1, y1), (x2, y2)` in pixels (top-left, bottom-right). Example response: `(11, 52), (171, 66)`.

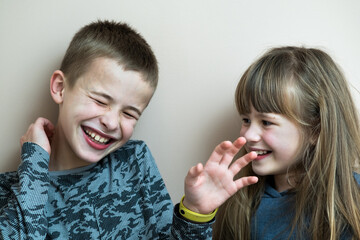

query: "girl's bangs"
(236, 60), (292, 115)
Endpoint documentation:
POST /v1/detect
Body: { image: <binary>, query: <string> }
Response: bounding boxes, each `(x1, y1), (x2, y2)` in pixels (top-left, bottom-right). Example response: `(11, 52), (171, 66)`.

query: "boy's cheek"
(122, 123), (136, 138)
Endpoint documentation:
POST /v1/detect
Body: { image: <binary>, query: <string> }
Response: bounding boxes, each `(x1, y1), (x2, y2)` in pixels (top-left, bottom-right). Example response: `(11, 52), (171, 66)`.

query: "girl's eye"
(242, 118), (251, 124)
(262, 120), (273, 126)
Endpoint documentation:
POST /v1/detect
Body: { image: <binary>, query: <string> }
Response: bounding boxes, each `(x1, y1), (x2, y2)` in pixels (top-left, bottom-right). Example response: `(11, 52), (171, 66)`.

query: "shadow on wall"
(154, 104), (243, 201)
(1, 83), (58, 173)
(201, 106), (242, 159)
(177, 104), (242, 168)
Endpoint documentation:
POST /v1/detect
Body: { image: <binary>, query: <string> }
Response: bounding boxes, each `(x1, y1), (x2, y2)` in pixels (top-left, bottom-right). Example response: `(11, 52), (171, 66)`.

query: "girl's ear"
(50, 70), (66, 104)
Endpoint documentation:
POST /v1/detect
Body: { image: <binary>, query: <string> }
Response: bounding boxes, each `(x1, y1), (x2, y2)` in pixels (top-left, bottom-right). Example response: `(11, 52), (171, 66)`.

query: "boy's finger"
(34, 118), (55, 138)
(35, 117), (54, 130)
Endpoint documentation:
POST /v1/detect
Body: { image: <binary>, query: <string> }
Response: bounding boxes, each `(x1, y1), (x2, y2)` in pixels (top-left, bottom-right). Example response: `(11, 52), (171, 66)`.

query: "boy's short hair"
(60, 20), (158, 88)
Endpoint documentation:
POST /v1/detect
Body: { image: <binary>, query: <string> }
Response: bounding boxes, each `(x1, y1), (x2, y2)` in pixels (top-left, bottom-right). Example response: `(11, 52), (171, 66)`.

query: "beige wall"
(1, 0), (359, 202)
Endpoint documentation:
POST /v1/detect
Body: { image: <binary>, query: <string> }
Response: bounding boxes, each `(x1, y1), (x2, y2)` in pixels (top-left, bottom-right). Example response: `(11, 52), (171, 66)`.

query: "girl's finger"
(218, 137), (247, 166)
(228, 151), (257, 176)
(230, 137), (247, 155)
(234, 176), (258, 190)
(207, 141), (233, 164)
(185, 163), (204, 186)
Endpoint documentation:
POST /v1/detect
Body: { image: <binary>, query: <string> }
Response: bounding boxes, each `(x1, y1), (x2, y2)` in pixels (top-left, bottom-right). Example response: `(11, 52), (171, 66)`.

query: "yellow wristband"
(179, 195), (218, 223)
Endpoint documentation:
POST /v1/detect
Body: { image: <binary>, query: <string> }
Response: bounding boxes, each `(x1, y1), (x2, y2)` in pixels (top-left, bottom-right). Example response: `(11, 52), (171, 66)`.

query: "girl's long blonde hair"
(213, 46), (360, 239)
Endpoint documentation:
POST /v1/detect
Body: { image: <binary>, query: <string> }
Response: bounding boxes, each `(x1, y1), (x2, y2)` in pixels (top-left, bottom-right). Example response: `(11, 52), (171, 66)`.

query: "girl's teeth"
(255, 150), (268, 155)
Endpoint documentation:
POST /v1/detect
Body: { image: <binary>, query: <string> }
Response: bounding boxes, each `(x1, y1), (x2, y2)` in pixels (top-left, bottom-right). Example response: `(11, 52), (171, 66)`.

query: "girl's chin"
(251, 166), (269, 176)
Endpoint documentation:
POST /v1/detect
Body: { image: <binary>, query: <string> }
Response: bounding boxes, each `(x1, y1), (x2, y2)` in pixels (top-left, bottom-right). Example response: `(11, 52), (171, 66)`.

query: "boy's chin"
(80, 148), (117, 163)
(76, 141), (126, 164)
(74, 151), (106, 166)
(80, 153), (109, 164)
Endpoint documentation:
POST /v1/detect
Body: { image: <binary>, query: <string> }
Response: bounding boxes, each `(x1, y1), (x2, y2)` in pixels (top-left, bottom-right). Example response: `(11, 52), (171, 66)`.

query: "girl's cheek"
(262, 133), (276, 147)
(239, 127), (247, 138)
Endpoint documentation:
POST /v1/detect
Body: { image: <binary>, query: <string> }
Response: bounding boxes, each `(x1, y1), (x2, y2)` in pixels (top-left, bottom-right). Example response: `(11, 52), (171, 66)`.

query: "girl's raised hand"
(20, 117), (55, 155)
(183, 137), (258, 214)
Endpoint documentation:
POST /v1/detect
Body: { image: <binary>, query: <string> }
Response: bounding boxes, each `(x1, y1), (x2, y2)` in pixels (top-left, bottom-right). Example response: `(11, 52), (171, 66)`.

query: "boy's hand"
(20, 117), (55, 155)
(183, 137), (258, 214)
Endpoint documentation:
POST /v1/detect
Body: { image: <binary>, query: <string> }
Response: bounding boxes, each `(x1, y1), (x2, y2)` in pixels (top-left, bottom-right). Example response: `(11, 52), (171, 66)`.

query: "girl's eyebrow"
(257, 112), (277, 119)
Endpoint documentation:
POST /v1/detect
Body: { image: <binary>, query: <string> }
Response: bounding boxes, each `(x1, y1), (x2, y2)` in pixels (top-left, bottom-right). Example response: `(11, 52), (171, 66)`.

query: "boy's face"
(56, 57), (154, 168)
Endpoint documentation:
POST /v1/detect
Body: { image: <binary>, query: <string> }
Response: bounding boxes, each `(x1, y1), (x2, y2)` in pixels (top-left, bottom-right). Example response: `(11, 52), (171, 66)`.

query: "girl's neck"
(273, 173), (296, 192)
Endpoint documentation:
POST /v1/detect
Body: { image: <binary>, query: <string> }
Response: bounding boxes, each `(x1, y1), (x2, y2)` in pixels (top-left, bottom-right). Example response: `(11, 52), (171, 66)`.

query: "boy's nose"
(99, 110), (119, 131)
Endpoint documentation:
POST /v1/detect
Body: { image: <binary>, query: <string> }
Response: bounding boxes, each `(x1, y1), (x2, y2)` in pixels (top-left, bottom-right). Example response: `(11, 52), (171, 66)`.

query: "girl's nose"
(242, 124), (261, 143)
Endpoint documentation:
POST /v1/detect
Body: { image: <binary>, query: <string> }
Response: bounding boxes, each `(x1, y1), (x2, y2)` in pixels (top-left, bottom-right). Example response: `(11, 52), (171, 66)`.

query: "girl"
(213, 46), (360, 239)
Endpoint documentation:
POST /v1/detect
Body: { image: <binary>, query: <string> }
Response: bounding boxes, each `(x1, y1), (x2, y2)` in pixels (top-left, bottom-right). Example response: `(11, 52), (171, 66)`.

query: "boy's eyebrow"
(128, 106), (142, 116)
(90, 90), (142, 116)
(90, 90), (113, 101)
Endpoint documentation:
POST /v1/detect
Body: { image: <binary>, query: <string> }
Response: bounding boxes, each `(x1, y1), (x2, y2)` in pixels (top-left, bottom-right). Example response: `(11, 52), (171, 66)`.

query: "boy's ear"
(50, 70), (66, 104)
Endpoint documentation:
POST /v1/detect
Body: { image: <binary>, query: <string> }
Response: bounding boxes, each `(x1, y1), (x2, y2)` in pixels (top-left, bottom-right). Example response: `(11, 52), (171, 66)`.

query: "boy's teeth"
(85, 129), (110, 144)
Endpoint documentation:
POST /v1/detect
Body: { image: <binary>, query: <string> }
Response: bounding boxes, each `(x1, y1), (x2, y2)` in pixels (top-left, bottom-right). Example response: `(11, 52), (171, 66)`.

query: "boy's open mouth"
(82, 126), (112, 145)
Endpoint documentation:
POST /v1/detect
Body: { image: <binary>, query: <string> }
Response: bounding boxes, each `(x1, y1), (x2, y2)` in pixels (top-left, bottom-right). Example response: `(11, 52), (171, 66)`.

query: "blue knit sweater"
(0, 140), (213, 239)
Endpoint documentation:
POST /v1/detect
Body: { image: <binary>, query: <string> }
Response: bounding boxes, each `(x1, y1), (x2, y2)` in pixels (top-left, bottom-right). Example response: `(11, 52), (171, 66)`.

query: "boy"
(0, 20), (258, 239)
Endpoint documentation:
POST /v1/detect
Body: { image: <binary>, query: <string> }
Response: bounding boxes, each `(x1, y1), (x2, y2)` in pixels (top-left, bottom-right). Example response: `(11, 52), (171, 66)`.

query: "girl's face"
(240, 105), (302, 191)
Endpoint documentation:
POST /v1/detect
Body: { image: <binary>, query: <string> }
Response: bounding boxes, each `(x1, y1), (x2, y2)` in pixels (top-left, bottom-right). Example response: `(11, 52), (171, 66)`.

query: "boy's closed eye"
(88, 90), (113, 106)
(92, 97), (107, 106)
(124, 112), (137, 119)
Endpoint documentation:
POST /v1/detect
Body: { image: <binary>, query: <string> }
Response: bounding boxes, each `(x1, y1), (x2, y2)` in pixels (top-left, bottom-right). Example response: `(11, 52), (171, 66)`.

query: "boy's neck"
(49, 125), (91, 171)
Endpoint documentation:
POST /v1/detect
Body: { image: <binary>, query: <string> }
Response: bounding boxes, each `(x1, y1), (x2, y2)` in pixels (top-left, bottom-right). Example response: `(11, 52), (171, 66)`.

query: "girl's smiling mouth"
(247, 148), (272, 160)
(254, 150), (271, 156)
(253, 150), (272, 160)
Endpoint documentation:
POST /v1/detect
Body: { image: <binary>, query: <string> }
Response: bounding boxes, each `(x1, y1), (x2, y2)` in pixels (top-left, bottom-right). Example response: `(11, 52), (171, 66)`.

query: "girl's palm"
(183, 137), (258, 214)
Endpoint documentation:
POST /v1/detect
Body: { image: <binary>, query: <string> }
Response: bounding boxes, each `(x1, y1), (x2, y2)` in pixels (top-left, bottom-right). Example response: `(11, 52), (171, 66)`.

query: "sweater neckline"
(49, 161), (99, 177)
